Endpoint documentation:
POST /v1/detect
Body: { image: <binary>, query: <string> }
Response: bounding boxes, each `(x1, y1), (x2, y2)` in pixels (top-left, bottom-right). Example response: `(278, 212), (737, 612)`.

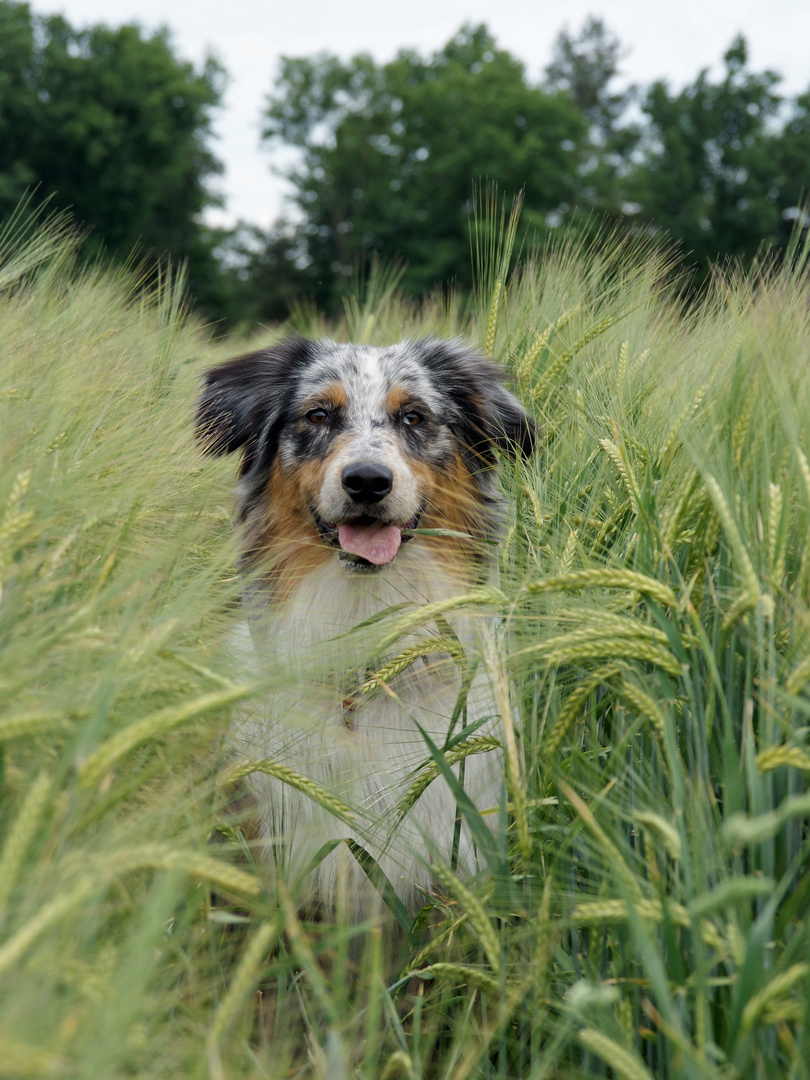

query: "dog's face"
(197, 337), (534, 578)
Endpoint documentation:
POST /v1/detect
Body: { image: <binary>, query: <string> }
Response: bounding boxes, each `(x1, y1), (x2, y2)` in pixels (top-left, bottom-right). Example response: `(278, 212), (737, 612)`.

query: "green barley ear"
(577, 1028), (655, 1080)
(206, 916), (279, 1076)
(531, 314), (617, 404)
(398, 735), (501, 815)
(219, 759), (357, 823)
(484, 279), (502, 357)
(0, 771), (53, 911)
(470, 181), (523, 353)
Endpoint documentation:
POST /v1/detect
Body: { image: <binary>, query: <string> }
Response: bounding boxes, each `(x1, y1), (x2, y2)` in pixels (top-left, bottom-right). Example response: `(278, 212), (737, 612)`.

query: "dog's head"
(197, 337), (535, 574)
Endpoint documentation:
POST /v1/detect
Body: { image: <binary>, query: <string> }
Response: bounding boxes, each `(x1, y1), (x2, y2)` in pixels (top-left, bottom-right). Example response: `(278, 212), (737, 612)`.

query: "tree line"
(1, 3), (808, 327)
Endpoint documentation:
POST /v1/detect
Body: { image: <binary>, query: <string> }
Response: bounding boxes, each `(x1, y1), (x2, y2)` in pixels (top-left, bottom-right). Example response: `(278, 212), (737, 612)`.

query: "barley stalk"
(521, 483), (544, 531)
(634, 811), (682, 861)
(398, 735), (501, 814)
(106, 844), (262, 898)
(513, 304), (580, 386)
(703, 472), (761, 608)
(532, 314), (616, 402)
(484, 280), (502, 357)
(514, 324), (555, 387)
(410, 911), (469, 969)
(661, 384), (707, 459)
(374, 588), (504, 651)
(796, 446), (810, 508)
(577, 1028), (655, 1080)
(600, 435), (641, 512)
(525, 568), (677, 608)
(741, 963), (810, 1033)
(276, 881), (339, 1027)
(380, 1052), (416, 1080)
(220, 758), (357, 822)
(0, 771), (52, 910)
(486, 638), (529, 858)
(431, 861), (500, 973)
(628, 347), (650, 377)
(549, 639), (681, 676)
(617, 340), (629, 383)
(0, 878), (97, 977)
(0, 711), (68, 742)
(570, 898), (725, 953)
(617, 677), (669, 745)
(786, 653), (810, 695)
(560, 527), (577, 571)
(0, 1040), (67, 1077)
(756, 745), (810, 773)
(516, 615), (671, 658)
(661, 466), (700, 546)
(543, 665), (620, 760)
(79, 683), (255, 789)
(0, 511), (34, 582)
(208, 917), (279, 1048)
(5, 468), (31, 510)
(721, 590), (756, 634)
(412, 962), (500, 996)
(595, 497), (631, 548)
(732, 386), (755, 464)
(768, 481), (786, 586)
(359, 636), (464, 695)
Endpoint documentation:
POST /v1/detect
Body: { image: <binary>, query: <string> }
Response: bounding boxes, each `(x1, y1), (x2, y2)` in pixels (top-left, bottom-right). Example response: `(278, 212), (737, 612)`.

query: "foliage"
(0, 0), (226, 312)
(2, 197), (810, 1077)
(261, 24), (586, 306)
(630, 37), (786, 268)
(246, 22), (809, 321)
(543, 15), (639, 220)
(2, 6), (809, 328)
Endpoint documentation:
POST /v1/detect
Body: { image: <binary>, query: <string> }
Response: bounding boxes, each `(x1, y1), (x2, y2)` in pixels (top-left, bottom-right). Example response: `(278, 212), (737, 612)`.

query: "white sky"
(30, 0), (810, 230)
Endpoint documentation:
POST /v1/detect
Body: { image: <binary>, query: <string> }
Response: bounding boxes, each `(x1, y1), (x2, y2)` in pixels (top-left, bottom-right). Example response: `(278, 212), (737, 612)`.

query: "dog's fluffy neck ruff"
(244, 538), (478, 664)
(235, 539), (496, 917)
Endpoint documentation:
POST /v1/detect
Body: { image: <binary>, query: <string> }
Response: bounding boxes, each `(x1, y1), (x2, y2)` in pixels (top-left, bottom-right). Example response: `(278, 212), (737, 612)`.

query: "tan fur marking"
(386, 386), (415, 415)
(245, 459), (332, 601)
(417, 452), (486, 577)
(303, 383), (348, 411)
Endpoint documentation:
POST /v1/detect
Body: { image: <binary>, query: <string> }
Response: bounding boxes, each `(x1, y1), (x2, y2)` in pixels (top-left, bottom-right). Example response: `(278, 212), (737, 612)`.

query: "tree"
(0, 1), (225, 308)
(543, 16), (638, 219)
(629, 37), (785, 269)
(774, 88), (810, 241)
(261, 25), (587, 303)
(544, 16), (633, 142)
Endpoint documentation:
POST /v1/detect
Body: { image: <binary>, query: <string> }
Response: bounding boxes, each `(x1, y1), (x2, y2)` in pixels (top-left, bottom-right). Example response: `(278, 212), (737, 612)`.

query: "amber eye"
(307, 408), (328, 425)
(402, 411), (422, 427)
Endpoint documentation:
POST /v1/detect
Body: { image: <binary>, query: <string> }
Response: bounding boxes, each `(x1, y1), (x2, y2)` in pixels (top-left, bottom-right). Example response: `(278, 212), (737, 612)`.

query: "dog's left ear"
(417, 339), (536, 462)
(479, 379), (537, 460)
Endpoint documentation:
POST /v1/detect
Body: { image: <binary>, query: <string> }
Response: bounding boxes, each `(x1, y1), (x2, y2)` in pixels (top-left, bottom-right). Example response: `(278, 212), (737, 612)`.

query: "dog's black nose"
(341, 462), (394, 504)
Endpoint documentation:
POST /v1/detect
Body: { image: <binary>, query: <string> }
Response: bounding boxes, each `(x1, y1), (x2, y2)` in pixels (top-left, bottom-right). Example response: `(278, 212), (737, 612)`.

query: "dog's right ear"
(196, 337), (314, 472)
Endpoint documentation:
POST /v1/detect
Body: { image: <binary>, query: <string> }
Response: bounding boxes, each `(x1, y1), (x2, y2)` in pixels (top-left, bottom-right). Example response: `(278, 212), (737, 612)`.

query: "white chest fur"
(230, 544), (502, 917)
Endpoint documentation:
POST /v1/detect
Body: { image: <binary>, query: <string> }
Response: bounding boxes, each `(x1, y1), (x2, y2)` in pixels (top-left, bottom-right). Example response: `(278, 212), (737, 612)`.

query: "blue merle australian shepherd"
(197, 337), (535, 919)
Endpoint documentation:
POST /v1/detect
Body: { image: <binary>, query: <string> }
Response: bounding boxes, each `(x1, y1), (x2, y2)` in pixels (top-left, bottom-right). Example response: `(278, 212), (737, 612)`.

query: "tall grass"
(1, 206), (809, 1078)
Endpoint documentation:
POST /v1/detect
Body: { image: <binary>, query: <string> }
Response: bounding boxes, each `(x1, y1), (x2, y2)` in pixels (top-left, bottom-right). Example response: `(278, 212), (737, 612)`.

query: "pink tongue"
(338, 521), (402, 565)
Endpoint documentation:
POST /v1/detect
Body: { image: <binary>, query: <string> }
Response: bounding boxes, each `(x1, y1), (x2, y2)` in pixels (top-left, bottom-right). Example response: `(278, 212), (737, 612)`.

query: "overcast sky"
(31, 0), (810, 230)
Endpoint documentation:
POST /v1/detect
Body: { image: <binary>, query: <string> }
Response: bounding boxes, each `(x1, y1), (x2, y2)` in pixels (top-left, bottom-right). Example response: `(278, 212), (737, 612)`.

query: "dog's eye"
(307, 408), (328, 425)
(402, 411), (422, 427)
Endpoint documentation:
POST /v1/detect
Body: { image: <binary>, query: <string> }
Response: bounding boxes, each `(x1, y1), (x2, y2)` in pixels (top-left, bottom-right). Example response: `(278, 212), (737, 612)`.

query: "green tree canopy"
(261, 25), (587, 303)
(629, 37), (786, 267)
(0, 0), (224, 304)
(543, 16), (639, 220)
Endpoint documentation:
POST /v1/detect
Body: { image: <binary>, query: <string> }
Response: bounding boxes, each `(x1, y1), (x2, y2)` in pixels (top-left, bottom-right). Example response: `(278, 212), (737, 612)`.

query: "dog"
(197, 336), (535, 919)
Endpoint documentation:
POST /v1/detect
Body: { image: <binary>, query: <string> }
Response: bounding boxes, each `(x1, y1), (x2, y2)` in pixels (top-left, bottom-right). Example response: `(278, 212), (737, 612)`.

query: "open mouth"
(316, 513), (420, 569)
